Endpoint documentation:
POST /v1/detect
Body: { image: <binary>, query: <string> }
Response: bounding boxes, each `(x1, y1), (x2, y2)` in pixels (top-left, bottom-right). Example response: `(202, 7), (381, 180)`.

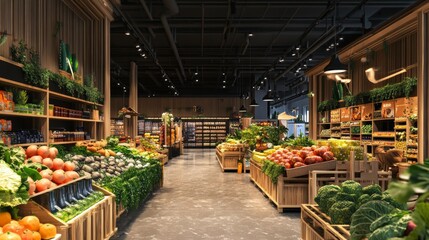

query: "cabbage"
(0, 161), (21, 193)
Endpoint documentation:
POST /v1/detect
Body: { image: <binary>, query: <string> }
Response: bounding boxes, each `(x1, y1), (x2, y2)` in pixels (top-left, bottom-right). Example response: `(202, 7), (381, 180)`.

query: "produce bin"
(301, 204), (350, 240)
(250, 159), (309, 211)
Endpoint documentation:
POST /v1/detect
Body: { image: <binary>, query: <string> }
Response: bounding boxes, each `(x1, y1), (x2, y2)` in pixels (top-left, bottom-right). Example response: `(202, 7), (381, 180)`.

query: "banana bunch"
(252, 150), (268, 163)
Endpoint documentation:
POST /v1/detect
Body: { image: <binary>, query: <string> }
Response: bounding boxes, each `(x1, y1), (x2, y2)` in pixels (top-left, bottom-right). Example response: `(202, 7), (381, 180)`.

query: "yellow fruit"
(39, 223), (56, 239)
(0, 212), (11, 227)
(0, 231), (21, 240)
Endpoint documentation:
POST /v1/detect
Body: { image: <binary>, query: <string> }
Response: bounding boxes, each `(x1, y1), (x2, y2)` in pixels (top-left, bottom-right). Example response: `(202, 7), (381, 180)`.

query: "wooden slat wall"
(0, 0), (111, 89)
(111, 97), (245, 118)
(0, 0), (113, 138)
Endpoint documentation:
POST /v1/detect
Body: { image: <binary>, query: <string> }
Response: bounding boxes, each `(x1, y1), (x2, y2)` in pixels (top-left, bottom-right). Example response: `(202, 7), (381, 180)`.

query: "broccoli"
(363, 184), (382, 196)
(315, 185), (341, 213)
(328, 200), (357, 224)
(341, 180), (363, 196)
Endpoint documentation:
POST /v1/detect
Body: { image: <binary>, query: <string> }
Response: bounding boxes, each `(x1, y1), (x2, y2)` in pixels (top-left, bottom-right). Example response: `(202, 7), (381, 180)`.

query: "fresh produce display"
(99, 161), (162, 211)
(265, 145), (335, 169)
(319, 129), (331, 137)
(216, 139), (244, 153)
(227, 124), (287, 151)
(75, 139), (116, 157)
(0, 213), (57, 240)
(314, 180), (405, 225)
(351, 126), (360, 134)
(24, 145), (79, 195)
(319, 139), (364, 161)
(361, 124), (372, 134)
(66, 152), (147, 181)
(0, 144), (40, 208)
(283, 135), (315, 148)
(54, 191), (104, 222)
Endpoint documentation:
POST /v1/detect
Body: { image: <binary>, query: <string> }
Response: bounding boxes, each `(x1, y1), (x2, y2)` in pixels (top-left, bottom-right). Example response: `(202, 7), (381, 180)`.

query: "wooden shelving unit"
(183, 118), (229, 148)
(0, 57), (104, 146)
(317, 97), (418, 160)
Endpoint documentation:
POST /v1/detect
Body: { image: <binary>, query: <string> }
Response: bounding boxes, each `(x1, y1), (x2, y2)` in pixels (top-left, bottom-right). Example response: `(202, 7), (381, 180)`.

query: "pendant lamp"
(250, 98), (259, 107)
(324, 2), (347, 75)
(239, 104), (247, 112)
(262, 79), (274, 102)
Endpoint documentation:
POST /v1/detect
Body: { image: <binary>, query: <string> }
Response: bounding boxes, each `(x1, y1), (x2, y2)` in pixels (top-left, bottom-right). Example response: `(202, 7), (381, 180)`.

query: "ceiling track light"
(125, 31), (131, 36)
(136, 44), (140, 48)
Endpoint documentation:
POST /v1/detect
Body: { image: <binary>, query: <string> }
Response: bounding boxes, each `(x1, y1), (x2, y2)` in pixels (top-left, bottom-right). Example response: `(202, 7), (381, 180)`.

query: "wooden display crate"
(216, 148), (244, 172)
(301, 204), (350, 240)
(285, 160), (337, 178)
(250, 160), (308, 212)
(19, 186), (117, 240)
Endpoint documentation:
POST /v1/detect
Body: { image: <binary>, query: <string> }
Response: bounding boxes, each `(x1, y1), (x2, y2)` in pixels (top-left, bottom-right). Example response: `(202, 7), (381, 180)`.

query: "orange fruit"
(39, 223), (56, 239)
(19, 216), (40, 231)
(2, 223), (24, 236)
(0, 231), (21, 240)
(0, 227), (2, 234)
(32, 231), (42, 240)
(8, 222), (19, 226)
(20, 229), (33, 240)
(0, 212), (11, 227)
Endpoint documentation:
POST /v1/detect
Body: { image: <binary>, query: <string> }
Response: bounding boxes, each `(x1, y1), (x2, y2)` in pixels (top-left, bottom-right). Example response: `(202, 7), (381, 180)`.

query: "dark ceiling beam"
(137, 0), (156, 38)
(265, 8), (299, 55)
(120, 1), (415, 7)
(160, 0), (186, 83)
(145, 72), (163, 87)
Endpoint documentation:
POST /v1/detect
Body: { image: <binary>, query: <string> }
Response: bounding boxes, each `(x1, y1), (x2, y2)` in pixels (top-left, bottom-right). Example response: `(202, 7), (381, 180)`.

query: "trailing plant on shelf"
(14, 90), (28, 113)
(344, 95), (357, 107)
(10, 40), (49, 88)
(317, 99), (340, 112)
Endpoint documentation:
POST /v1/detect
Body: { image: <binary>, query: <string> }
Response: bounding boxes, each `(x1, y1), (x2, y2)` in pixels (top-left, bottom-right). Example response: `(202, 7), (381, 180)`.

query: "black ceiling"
(110, 0), (418, 97)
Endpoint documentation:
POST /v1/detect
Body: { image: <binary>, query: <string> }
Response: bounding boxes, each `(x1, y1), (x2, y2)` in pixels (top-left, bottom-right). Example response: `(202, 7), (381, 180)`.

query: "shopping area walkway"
(113, 149), (301, 240)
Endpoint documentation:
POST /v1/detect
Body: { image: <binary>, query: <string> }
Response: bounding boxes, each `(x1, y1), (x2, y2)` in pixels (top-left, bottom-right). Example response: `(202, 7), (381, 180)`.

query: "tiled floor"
(113, 149), (301, 240)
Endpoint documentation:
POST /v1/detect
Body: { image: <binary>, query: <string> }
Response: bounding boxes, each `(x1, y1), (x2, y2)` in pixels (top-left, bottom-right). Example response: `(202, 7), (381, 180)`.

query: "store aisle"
(113, 149), (301, 240)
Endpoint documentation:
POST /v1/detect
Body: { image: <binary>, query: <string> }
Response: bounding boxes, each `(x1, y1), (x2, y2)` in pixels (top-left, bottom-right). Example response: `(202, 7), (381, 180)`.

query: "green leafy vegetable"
(314, 185), (341, 213)
(368, 214), (411, 240)
(261, 160), (284, 184)
(328, 200), (356, 224)
(0, 161), (22, 192)
(350, 200), (396, 240)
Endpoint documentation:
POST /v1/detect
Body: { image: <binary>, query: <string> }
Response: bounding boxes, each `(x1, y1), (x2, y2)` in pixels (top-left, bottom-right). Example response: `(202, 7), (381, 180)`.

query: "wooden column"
(103, 17), (111, 138)
(417, 10), (429, 163)
(129, 61), (138, 138)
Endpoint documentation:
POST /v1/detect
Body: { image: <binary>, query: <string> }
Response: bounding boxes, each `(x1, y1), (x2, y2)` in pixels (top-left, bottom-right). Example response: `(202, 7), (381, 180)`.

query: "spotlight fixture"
(223, 80), (226, 83)
(195, 79), (199, 82)
(295, 45), (301, 51)
(324, 54), (347, 74)
(264, 77), (267, 80)
(164, 78), (168, 82)
(125, 31), (131, 36)
(339, 36), (344, 41)
(136, 44), (140, 48)
(278, 57), (284, 63)
(194, 72), (198, 75)
(308, 56), (313, 61)
(222, 85), (226, 88)
(222, 72), (226, 76)
(117, 83), (120, 86)
(248, 33), (253, 37)
(138, 48), (142, 52)
(292, 52), (296, 57)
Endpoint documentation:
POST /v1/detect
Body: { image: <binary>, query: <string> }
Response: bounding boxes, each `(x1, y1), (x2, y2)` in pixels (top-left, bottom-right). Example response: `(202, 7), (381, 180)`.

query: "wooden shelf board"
(373, 118), (395, 121)
(50, 140), (95, 145)
(0, 111), (47, 118)
(12, 142), (48, 147)
(0, 77), (47, 93)
(49, 116), (103, 122)
(372, 135), (395, 138)
(49, 91), (103, 107)
(361, 133), (373, 135)
(0, 56), (24, 68)
(30, 176), (88, 198)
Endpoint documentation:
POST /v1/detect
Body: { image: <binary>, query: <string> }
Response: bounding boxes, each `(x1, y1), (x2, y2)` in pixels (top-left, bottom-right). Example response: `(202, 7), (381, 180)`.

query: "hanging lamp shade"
(324, 54), (347, 74)
(249, 98), (259, 107)
(239, 105), (247, 112)
(262, 92), (274, 102)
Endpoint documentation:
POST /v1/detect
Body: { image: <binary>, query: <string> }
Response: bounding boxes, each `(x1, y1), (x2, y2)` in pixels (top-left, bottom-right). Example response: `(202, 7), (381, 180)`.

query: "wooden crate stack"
(301, 204), (350, 240)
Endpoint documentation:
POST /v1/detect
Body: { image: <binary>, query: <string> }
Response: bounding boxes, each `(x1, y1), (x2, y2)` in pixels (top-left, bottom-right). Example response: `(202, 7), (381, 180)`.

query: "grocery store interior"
(1, 0), (429, 240)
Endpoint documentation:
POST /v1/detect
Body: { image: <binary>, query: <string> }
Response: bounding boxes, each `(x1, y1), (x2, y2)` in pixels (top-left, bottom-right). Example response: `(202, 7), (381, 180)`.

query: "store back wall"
(111, 97), (249, 117)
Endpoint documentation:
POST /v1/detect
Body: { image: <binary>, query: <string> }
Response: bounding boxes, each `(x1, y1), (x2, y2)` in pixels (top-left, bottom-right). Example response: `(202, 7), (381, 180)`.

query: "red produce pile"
(266, 146), (335, 169)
